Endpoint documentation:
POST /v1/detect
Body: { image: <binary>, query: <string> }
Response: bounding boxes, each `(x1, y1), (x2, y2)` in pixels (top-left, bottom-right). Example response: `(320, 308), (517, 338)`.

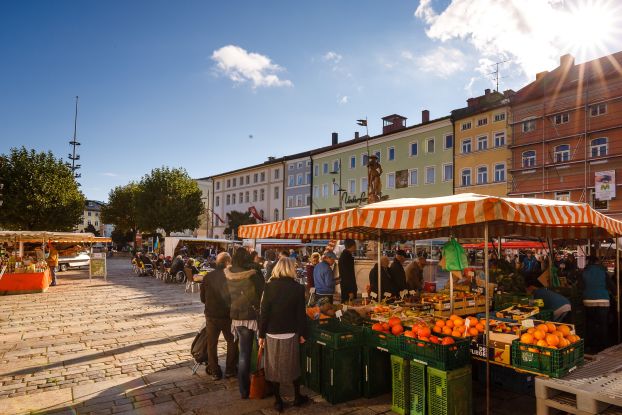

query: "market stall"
(163, 236), (241, 259)
(239, 193), (622, 414)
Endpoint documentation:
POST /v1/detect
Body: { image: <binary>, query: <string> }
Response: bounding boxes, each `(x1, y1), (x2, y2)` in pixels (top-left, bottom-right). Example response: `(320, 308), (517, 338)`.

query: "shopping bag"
(441, 239), (469, 271)
(249, 346), (267, 399)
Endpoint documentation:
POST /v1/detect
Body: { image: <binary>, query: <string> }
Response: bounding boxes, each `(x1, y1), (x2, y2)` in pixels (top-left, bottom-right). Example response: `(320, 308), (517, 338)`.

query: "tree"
(224, 210), (256, 239)
(111, 228), (133, 248)
(135, 167), (204, 236)
(0, 147), (85, 231)
(85, 224), (101, 237)
(101, 183), (140, 239)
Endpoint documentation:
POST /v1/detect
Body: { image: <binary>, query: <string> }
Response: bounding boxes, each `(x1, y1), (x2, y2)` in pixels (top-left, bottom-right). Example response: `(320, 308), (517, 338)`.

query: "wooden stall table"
(0, 269), (52, 294)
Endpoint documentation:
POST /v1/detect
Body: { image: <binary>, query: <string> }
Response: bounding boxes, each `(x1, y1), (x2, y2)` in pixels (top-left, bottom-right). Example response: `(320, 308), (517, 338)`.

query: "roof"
(451, 91), (510, 120)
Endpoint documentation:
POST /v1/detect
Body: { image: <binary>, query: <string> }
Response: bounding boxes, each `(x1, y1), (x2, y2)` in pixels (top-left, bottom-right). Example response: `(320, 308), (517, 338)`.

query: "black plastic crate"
(300, 341), (322, 393)
(361, 346), (391, 398)
(321, 346), (361, 404)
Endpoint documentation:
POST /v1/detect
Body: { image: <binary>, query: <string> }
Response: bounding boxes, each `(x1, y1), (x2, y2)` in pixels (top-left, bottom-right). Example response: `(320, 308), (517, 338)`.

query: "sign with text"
(595, 170), (616, 201)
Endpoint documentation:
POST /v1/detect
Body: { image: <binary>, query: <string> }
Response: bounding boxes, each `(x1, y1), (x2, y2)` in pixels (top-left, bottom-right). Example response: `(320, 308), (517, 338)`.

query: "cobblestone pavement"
(0, 257), (535, 415)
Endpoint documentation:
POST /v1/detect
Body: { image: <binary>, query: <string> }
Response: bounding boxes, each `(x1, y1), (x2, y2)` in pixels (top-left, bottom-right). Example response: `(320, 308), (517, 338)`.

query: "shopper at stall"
(390, 250), (407, 294)
(581, 255), (613, 353)
(525, 279), (571, 322)
(264, 250), (277, 281)
(369, 256), (394, 297)
(521, 250), (541, 280)
(200, 252), (237, 380)
(313, 251), (337, 303)
(338, 239), (358, 302)
(258, 258), (309, 412)
(46, 243), (59, 286)
(305, 252), (320, 291)
(405, 255), (426, 291)
(225, 247), (265, 399)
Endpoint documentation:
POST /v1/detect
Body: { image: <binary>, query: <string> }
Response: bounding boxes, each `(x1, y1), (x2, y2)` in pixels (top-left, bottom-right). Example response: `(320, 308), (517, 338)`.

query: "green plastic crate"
(300, 341), (322, 393)
(494, 293), (532, 311)
(308, 318), (333, 341)
(533, 309), (553, 321)
(315, 320), (363, 349)
(321, 346), (361, 404)
(391, 355), (409, 415)
(427, 366), (472, 415)
(399, 334), (471, 370)
(409, 359), (427, 415)
(511, 339), (584, 378)
(361, 346), (391, 398)
(365, 327), (401, 353)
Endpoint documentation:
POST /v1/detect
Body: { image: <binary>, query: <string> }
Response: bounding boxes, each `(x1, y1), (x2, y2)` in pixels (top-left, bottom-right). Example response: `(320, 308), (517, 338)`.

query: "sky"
(2, 0), (622, 202)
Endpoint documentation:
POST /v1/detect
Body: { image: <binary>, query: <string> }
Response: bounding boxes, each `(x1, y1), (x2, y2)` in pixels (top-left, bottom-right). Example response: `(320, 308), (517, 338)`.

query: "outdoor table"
(0, 269), (52, 294)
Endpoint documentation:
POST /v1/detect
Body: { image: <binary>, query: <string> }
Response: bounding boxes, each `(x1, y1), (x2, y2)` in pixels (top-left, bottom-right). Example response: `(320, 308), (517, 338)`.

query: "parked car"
(57, 252), (91, 271)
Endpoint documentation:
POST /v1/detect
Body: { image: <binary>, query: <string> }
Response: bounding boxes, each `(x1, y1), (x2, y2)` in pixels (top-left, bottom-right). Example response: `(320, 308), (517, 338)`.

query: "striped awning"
(0, 231), (103, 243)
(238, 194), (622, 241)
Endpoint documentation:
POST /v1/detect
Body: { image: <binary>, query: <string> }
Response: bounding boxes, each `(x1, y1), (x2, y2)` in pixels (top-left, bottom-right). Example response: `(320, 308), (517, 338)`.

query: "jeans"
(235, 325), (256, 398)
(206, 317), (237, 376)
(50, 267), (57, 286)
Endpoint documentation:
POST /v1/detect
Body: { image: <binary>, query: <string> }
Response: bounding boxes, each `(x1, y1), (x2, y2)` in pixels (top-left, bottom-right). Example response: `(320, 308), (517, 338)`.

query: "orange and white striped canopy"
(238, 194), (622, 241)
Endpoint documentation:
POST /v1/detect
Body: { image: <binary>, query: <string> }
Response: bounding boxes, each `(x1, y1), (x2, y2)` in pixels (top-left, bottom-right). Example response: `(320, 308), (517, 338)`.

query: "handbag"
(249, 345), (267, 399)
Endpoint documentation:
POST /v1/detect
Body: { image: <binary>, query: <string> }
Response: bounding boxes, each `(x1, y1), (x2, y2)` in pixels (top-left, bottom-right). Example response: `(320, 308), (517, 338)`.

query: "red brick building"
(509, 52), (622, 220)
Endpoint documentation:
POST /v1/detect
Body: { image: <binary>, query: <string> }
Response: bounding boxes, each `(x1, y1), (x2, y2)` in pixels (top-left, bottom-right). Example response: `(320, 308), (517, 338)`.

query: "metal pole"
(484, 222), (490, 415)
(378, 236), (382, 298)
(617, 235), (620, 344)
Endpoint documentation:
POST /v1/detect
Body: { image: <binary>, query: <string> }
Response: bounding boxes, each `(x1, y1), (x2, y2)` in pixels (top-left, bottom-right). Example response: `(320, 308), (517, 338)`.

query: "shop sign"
(595, 170), (616, 201)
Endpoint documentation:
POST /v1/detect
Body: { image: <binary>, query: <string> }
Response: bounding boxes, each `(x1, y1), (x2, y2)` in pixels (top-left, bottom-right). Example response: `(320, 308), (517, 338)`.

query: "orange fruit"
(551, 330), (564, 339)
(455, 326), (466, 334)
(419, 327), (431, 338)
(451, 330), (461, 337)
(559, 325), (571, 337)
(546, 334), (560, 347)
(567, 334), (580, 343)
(546, 323), (557, 333)
(442, 326), (453, 335)
(382, 322), (390, 331)
(480, 319), (488, 327)
(475, 323), (485, 333)
(536, 339), (548, 347)
(527, 327), (535, 334)
(520, 333), (534, 344)
(441, 337), (455, 345)
(392, 324), (405, 335)
(388, 317), (402, 327)
(537, 324), (549, 333)
(558, 338), (570, 348)
(454, 318), (465, 327)
(468, 327), (479, 336)
(449, 314), (460, 321)
(435, 320), (446, 327)
(372, 323), (383, 331)
(404, 330), (416, 338)
(533, 330), (546, 341)
(445, 320), (455, 329)
(433, 326), (442, 334)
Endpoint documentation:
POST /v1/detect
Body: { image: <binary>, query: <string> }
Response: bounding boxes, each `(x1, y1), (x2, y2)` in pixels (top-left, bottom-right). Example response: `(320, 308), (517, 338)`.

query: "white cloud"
(414, 0), (622, 77)
(338, 95), (349, 105)
(402, 47), (466, 77)
(211, 45), (293, 88)
(323, 51), (343, 64)
(101, 172), (118, 177)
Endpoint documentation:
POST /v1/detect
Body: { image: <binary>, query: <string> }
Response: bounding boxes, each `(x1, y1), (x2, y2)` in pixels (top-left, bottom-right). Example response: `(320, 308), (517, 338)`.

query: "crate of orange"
(367, 316), (405, 353)
(398, 315), (471, 370)
(314, 319), (364, 350)
(511, 321), (584, 378)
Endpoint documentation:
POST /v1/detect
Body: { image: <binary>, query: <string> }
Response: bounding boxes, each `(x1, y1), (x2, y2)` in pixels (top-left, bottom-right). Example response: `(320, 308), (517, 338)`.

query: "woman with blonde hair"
(258, 257), (309, 412)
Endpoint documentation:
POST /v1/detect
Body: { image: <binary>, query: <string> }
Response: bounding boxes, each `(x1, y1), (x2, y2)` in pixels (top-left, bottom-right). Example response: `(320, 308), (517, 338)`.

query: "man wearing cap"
(390, 250), (407, 294)
(339, 239), (357, 302)
(313, 251), (337, 304)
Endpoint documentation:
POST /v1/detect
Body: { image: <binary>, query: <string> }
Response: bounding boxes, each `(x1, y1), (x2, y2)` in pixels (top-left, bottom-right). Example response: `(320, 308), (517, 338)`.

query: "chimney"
(560, 53), (575, 69)
(331, 132), (338, 146)
(467, 97), (477, 108)
(267, 156), (275, 162)
(422, 110), (430, 124)
(354, 131), (359, 140)
(535, 70), (549, 81)
(485, 88), (491, 95)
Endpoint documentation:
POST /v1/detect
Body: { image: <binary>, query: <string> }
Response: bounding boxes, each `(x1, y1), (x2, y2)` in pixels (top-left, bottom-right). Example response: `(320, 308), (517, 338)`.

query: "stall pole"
(450, 236), (456, 314)
(484, 223), (490, 415)
(617, 235), (620, 344)
(377, 235), (382, 299)
(19, 241), (24, 258)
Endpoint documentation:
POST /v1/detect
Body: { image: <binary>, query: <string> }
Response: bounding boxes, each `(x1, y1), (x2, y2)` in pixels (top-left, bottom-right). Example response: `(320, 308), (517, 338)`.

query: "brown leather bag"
(249, 345), (267, 399)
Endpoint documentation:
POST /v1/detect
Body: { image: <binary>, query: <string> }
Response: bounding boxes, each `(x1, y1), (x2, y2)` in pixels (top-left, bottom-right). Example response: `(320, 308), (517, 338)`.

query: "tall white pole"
(377, 236), (382, 298)
(484, 222), (490, 415)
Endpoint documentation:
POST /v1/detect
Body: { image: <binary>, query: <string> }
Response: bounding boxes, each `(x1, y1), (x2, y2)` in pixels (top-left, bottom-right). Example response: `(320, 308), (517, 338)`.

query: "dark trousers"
(206, 317), (237, 375)
(235, 325), (256, 398)
(50, 267), (57, 285)
(585, 306), (609, 353)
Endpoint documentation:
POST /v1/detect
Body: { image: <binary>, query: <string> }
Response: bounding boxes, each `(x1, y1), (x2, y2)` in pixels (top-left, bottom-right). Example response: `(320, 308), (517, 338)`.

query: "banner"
(396, 169), (409, 189)
(595, 171), (616, 201)
(248, 206), (265, 222)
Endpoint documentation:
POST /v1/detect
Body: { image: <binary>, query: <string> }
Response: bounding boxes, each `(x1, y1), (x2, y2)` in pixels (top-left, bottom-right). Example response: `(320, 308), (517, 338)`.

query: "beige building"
(78, 200), (105, 235)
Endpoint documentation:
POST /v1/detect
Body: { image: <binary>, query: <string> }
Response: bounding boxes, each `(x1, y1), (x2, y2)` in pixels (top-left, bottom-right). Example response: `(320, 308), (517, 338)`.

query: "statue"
(367, 154), (383, 204)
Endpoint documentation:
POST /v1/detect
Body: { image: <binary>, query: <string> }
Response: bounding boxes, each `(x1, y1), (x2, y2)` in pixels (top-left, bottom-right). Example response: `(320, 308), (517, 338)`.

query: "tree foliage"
(0, 147), (85, 231)
(135, 167), (204, 236)
(111, 228), (133, 247)
(101, 183), (140, 237)
(224, 210), (256, 238)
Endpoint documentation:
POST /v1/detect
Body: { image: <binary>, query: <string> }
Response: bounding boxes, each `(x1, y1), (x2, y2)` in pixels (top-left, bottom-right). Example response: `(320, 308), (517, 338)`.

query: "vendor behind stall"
(525, 278), (571, 322)
(46, 243), (58, 286)
(369, 256), (394, 298)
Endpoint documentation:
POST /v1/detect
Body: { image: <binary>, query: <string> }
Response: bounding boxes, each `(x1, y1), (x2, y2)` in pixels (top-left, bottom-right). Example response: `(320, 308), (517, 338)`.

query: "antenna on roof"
(489, 60), (510, 92)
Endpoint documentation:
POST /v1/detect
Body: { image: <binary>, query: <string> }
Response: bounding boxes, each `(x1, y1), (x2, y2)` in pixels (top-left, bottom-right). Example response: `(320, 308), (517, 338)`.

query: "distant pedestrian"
(338, 239), (358, 302)
(313, 251), (337, 304)
(581, 255), (613, 353)
(46, 243), (59, 286)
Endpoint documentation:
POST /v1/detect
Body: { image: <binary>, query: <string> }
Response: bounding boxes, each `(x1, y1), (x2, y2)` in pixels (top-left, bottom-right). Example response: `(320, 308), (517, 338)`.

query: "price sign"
(400, 290), (407, 299)
(384, 292), (392, 298)
(362, 292), (369, 298)
(522, 319), (535, 328)
(309, 287), (316, 294)
(335, 310), (343, 319)
(465, 318), (471, 328)
(468, 300), (476, 307)
(443, 303), (451, 310)
(409, 290), (416, 295)
(371, 292), (378, 299)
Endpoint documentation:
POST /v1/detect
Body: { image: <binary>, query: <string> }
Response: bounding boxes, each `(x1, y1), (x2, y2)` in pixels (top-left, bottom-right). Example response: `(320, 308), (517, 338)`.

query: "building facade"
(508, 52), (622, 220)
(195, 178), (213, 237)
(453, 89), (513, 197)
(284, 153), (313, 218)
(312, 113), (454, 213)
(78, 200), (106, 235)
(210, 158), (284, 239)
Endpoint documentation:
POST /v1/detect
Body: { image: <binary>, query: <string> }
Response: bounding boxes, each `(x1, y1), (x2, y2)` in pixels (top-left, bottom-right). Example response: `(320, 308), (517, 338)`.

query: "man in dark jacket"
(369, 256), (395, 298)
(390, 250), (407, 294)
(200, 252), (236, 380)
(339, 239), (358, 302)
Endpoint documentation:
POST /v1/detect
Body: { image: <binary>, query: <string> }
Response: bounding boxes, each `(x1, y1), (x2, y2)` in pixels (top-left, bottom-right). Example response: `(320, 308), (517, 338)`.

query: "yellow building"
(452, 89), (513, 197)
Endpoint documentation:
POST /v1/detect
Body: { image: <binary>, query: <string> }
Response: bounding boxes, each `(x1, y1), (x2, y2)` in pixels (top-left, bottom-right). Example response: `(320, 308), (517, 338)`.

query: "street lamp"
(201, 193), (210, 238)
(330, 158), (345, 210)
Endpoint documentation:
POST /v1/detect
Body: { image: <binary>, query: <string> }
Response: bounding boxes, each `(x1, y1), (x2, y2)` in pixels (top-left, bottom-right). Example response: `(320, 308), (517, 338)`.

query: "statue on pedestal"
(367, 154), (383, 204)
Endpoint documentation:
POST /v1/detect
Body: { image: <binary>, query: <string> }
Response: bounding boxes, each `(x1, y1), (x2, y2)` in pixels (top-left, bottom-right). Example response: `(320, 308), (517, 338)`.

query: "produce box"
(399, 333), (471, 371)
(511, 338), (584, 378)
(364, 326), (401, 354)
(315, 319), (364, 349)
(493, 292), (532, 311)
(391, 354), (409, 415)
(496, 305), (540, 321)
(321, 346), (361, 404)
(470, 332), (518, 365)
(427, 366), (472, 415)
(361, 346), (391, 398)
(299, 341), (322, 393)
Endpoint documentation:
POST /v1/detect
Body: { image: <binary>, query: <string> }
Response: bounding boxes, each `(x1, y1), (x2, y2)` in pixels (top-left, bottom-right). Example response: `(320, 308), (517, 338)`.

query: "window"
(553, 113), (569, 124)
(226, 195), (231, 205)
(349, 179), (356, 194)
(95, 221), (98, 226)
(555, 191), (570, 201)
(87, 220), (91, 225)
(444, 134), (453, 149)
(461, 169), (471, 187)
(245, 192), (249, 203)
(216, 182), (220, 190)
(239, 192), (243, 203)
(260, 209), (264, 220)
(388, 147), (395, 161)
(296, 195), (303, 207)
(253, 190), (258, 202)
(410, 142), (418, 156)
(494, 113), (506, 122)
(477, 166), (488, 184)
(88, 211), (91, 216)
(323, 163), (329, 174)
(332, 182), (339, 196)
(306, 172), (311, 184)
(288, 175), (294, 186)
(332, 160), (339, 172)
(462, 138), (472, 154)
(274, 169), (280, 180)
(477, 117), (488, 127)
(246, 175), (250, 184)
(260, 189), (265, 201)
(387, 173), (395, 189)
(314, 165), (319, 177)
(227, 179), (231, 188)
(554, 144), (570, 162)
(274, 187), (279, 199)
(362, 154), (369, 166)
(274, 209), (279, 221)
(322, 184), (329, 197)
(522, 150), (536, 167)
(591, 190), (609, 210)
(297, 162), (303, 169)
(253, 173), (258, 183)
(289, 164), (295, 170)
(374, 151), (381, 161)
(427, 138), (435, 153)
(215, 196), (220, 207)
(260, 172), (265, 181)
(591, 103), (607, 117)
(591, 137), (608, 157)
(425, 166), (435, 184)
(409, 169), (418, 186)
(297, 174), (303, 185)
(477, 136), (487, 151)
(494, 131), (505, 147)
(287, 196), (294, 208)
(232, 178), (236, 187)
(522, 120), (536, 132)
(305, 195), (311, 206)
(232, 194), (236, 204)
(306, 160), (311, 167)
(361, 178), (368, 192)
(350, 156), (356, 169)
(313, 186), (319, 198)
(494, 163), (506, 182)
(95, 212), (99, 217)
(461, 121), (472, 131)
(443, 164), (453, 182)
